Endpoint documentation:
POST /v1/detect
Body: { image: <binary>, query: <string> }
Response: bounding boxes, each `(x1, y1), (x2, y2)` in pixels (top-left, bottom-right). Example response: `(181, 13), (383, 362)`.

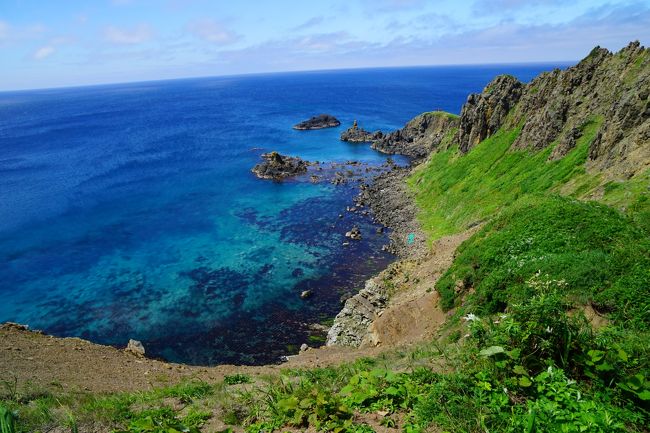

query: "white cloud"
(30, 36), (70, 61)
(187, 19), (240, 45)
(32, 45), (55, 60)
(104, 24), (153, 45)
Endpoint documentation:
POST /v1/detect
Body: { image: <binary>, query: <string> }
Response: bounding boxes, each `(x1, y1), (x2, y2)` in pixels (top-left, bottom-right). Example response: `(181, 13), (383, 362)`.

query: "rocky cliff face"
(511, 42), (649, 178)
(457, 75), (524, 153)
(457, 41), (649, 178)
(371, 111), (460, 159)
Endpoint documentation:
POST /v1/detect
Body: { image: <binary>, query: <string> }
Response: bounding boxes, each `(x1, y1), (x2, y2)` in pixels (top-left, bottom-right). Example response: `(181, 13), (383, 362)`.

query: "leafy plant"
(224, 374), (253, 386)
(0, 406), (16, 433)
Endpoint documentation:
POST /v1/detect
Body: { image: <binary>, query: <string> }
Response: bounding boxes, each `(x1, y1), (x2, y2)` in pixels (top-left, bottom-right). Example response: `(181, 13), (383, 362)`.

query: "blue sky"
(1, 0), (649, 90)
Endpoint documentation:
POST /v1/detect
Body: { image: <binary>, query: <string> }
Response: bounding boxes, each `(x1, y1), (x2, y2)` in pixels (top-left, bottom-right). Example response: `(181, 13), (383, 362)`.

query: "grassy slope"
(435, 195), (650, 326)
(408, 117), (604, 240)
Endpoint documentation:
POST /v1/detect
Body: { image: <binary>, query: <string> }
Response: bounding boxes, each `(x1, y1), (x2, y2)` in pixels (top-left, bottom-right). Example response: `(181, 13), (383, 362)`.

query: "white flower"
(503, 387), (508, 394)
(545, 326), (553, 333)
(464, 313), (480, 322)
(547, 366), (553, 374)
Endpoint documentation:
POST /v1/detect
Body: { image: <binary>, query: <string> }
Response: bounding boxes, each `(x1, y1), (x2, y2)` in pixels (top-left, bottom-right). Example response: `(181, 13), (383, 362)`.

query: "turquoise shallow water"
(0, 64), (567, 364)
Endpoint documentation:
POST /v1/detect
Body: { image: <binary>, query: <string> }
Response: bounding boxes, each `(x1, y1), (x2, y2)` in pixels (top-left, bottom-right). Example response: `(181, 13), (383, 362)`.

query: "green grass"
(408, 116), (603, 240)
(435, 195), (650, 330)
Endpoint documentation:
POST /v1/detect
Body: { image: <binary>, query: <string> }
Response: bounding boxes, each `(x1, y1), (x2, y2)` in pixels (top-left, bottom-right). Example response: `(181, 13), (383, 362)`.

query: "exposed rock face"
(508, 42), (650, 177)
(372, 111), (460, 159)
(340, 126), (384, 142)
(293, 114), (341, 130)
(457, 75), (524, 153)
(252, 152), (309, 180)
(452, 42), (649, 178)
(326, 279), (388, 347)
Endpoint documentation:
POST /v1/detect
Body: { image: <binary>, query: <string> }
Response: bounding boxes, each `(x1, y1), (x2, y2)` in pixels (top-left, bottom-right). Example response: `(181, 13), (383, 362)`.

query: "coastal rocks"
(293, 114), (341, 130)
(1, 322), (30, 332)
(359, 168), (428, 258)
(457, 74), (524, 153)
(345, 226), (362, 240)
(340, 121), (384, 142)
(326, 279), (388, 346)
(252, 152), (309, 180)
(372, 111), (460, 159)
(125, 339), (145, 357)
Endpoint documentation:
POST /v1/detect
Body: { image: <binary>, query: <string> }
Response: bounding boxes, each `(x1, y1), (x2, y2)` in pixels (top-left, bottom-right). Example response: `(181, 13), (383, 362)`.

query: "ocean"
(0, 63), (567, 364)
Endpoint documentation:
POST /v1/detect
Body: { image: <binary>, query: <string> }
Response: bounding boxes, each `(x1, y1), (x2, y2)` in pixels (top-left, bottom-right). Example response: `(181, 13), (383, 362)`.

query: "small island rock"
(340, 121), (384, 142)
(252, 152), (309, 180)
(293, 114), (341, 130)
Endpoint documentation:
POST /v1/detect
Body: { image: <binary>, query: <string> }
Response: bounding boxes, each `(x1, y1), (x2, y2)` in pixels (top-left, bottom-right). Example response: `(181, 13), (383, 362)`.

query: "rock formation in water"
(293, 114), (341, 130)
(252, 152), (309, 179)
(340, 120), (384, 142)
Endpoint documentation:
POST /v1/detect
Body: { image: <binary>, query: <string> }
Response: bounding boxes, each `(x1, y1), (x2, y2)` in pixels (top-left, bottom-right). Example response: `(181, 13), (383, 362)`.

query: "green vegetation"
(436, 196), (650, 328)
(408, 116), (603, 240)
(223, 374), (253, 385)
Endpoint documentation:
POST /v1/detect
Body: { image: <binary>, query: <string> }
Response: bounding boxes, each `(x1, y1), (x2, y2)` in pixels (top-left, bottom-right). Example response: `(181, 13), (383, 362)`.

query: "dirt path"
(365, 228), (478, 348)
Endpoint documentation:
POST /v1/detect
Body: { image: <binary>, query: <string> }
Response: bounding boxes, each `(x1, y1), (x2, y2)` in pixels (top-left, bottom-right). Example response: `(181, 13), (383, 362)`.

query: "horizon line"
(0, 59), (577, 94)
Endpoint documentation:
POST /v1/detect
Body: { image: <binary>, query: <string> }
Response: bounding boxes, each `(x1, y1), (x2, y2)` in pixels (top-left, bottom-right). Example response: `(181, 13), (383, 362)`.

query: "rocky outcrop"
(452, 41), (649, 178)
(326, 279), (388, 346)
(340, 124), (384, 142)
(372, 111), (460, 159)
(293, 114), (341, 130)
(125, 339), (145, 357)
(252, 152), (310, 180)
(457, 75), (524, 153)
(507, 41), (650, 178)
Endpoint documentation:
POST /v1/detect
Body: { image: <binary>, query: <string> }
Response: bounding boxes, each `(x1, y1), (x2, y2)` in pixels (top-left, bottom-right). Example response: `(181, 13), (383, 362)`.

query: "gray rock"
(126, 339), (145, 357)
(326, 279), (388, 347)
(252, 152), (309, 180)
(372, 111), (460, 159)
(457, 74), (524, 153)
(293, 114), (341, 130)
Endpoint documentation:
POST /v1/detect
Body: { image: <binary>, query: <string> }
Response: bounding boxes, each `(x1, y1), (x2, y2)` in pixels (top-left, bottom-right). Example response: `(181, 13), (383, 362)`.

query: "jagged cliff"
(461, 41), (649, 178)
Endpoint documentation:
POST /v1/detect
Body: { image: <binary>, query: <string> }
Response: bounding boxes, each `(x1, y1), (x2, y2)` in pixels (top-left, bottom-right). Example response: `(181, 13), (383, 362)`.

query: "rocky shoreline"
(325, 164), (429, 347)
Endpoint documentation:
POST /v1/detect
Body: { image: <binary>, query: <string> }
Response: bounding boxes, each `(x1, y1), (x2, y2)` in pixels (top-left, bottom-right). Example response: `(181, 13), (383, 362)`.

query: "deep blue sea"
(0, 64), (567, 364)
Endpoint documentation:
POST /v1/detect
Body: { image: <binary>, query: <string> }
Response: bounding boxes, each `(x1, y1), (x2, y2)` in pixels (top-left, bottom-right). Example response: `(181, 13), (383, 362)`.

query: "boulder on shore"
(293, 114), (341, 130)
(125, 339), (145, 357)
(252, 152), (310, 180)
